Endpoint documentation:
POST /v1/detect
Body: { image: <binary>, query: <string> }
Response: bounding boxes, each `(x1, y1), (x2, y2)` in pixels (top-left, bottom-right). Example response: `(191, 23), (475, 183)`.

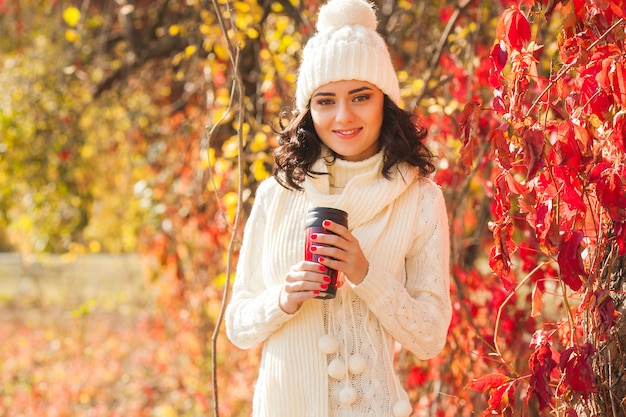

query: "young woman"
(225, 0), (452, 416)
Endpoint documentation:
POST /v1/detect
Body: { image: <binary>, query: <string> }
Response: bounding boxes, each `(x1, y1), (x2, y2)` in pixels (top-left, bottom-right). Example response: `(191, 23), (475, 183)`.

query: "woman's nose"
(335, 101), (355, 123)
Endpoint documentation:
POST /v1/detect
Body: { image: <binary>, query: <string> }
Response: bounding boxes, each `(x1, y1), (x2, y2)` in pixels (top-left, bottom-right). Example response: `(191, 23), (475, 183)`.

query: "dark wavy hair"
(272, 95), (435, 190)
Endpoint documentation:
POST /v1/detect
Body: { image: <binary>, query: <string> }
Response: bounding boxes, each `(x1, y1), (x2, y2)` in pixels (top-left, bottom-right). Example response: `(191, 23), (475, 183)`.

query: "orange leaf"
(531, 282), (543, 317)
(466, 373), (510, 392)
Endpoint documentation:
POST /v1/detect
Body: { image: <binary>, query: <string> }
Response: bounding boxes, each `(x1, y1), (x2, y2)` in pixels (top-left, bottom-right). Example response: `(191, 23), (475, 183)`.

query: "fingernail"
(311, 234), (318, 240)
(319, 257), (326, 263)
(314, 290), (320, 295)
(310, 246), (317, 252)
(323, 220), (331, 227)
(319, 265), (326, 272)
(321, 284), (328, 290)
(323, 275), (331, 282)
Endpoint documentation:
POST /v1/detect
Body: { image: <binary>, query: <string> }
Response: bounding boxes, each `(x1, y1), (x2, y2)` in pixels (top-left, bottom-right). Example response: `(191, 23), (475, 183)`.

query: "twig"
(409, 0), (472, 108)
(493, 261), (548, 375)
(208, 1), (246, 416)
(526, 17), (625, 116)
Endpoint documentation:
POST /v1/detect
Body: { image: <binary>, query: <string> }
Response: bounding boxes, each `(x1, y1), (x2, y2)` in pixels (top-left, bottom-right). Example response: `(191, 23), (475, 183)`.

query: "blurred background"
(1, 1), (624, 416)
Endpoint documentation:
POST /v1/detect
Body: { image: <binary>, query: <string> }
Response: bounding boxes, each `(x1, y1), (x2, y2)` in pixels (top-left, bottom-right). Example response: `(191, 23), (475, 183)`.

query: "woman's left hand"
(309, 220), (369, 285)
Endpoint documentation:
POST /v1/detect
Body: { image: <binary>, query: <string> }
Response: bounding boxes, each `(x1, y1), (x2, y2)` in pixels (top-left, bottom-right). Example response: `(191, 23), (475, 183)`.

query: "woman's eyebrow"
(312, 86), (374, 98)
(312, 91), (335, 97)
(348, 86), (373, 94)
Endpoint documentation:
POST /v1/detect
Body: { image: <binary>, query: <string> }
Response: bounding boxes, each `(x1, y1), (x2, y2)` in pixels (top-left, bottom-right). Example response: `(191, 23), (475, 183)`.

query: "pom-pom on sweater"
(225, 152), (452, 417)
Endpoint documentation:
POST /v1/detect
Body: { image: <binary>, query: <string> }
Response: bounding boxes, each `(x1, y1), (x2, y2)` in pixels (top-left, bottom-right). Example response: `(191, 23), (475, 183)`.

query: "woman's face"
(309, 80), (384, 162)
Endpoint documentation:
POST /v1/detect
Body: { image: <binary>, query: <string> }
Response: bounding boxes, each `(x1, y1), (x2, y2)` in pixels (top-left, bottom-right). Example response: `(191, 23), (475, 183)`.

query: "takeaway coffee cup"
(304, 207), (348, 300)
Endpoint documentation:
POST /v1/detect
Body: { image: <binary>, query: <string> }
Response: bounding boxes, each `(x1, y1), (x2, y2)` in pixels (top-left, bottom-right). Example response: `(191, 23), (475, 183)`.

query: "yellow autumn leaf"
(63, 7), (81, 27)
(185, 45), (197, 57)
(213, 44), (229, 61)
(169, 25), (180, 36)
(222, 191), (239, 223)
(251, 159), (270, 182)
(250, 132), (267, 153)
(88, 240), (102, 253)
(65, 29), (80, 43)
(222, 136), (239, 158)
(247, 27), (260, 39)
(200, 148), (216, 169)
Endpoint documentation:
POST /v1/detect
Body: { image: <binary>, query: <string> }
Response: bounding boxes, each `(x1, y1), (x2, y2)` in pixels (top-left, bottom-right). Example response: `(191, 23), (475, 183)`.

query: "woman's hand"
(279, 261), (331, 314)
(310, 219), (369, 285)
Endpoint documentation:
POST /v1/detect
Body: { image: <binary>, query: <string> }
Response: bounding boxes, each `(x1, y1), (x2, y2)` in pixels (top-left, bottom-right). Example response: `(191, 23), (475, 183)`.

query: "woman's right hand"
(279, 261), (331, 314)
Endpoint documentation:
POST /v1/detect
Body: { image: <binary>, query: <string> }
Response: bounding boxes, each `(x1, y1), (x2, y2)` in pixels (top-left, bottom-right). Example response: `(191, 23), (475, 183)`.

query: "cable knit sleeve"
(349, 180), (452, 359)
(225, 179), (296, 350)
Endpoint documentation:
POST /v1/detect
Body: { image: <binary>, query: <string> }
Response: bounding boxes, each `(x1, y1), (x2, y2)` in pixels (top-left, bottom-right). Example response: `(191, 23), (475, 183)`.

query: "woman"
(225, 0), (452, 416)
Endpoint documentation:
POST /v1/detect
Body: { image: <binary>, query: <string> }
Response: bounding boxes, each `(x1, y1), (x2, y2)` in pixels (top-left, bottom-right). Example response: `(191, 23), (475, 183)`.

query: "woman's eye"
(316, 99), (334, 106)
(354, 94), (371, 102)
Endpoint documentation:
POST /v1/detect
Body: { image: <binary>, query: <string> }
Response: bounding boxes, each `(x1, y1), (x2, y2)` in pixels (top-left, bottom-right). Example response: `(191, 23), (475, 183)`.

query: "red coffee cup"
(304, 207), (348, 300)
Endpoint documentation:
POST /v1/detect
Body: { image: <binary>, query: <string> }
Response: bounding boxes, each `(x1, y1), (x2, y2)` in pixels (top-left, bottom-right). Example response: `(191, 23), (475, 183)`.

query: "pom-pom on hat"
(295, 0), (400, 111)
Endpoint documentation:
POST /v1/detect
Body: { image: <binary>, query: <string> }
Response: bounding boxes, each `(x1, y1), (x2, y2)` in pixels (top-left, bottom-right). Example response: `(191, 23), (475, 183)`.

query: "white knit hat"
(294, 0), (401, 111)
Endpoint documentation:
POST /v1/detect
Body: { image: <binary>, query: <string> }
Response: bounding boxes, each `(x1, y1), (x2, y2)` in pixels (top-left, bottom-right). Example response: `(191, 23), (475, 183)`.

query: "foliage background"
(1, 0), (624, 416)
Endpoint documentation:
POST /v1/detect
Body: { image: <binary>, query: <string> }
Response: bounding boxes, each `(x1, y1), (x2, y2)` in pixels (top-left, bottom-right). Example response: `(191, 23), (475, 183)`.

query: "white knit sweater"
(225, 152), (451, 417)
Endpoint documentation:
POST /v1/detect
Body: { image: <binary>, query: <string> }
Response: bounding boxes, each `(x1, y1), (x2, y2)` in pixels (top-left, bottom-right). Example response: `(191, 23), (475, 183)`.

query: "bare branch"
(409, 0), (472, 109)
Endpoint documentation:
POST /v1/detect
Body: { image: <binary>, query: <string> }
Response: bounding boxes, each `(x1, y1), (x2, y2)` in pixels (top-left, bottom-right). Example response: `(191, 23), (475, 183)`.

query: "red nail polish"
(310, 246), (317, 252)
(319, 257), (326, 263)
(322, 220), (331, 227)
(321, 284), (328, 290)
(314, 290), (320, 295)
(311, 233), (318, 240)
(319, 265), (326, 272)
(323, 275), (331, 282)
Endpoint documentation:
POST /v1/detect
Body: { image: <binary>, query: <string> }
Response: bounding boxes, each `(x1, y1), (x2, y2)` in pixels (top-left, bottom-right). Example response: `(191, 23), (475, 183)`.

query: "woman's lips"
(333, 128), (362, 138)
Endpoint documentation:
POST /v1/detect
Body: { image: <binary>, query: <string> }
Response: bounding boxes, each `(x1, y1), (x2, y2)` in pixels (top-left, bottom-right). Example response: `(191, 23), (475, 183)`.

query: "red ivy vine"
(461, 0), (625, 414)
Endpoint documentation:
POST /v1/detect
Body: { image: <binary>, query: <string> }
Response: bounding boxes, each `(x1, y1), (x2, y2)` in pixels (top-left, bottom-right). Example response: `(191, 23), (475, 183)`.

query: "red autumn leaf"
(406, 366), (428, 389)
(526, 196), (560, 253)
(490, 128), (512, 169)
(531, 282), (543, 318)
(489, 41), (508, 87)
(588, 162), (626, 220)
(490, 41), (508, 72)
(529, 340), (557, 409)
(612, 110), (626, 153)
(489, 220), (517, 291)
(608, 0), (625, 17)
(578, 69), (612, 117)
(466, 373), (510, 392)
(609, 57), (626, 107)
(552, 120), (583, 168)
(559, 343), (598, 399)
(497, 6), (531, 51)
(553, 165), (586, 212)
(488, 381), (514, 411)
(592, 164), (626, 222)
(458, 101), (482, 172)
(557, 230), (585, 291)
(522, 128), (546, 179)
(493, 172), (512, 216)
(591, 289), (618, 341)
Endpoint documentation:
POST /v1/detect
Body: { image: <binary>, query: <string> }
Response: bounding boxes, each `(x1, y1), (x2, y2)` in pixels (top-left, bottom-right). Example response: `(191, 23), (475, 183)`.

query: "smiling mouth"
(334, 128), (361, 137)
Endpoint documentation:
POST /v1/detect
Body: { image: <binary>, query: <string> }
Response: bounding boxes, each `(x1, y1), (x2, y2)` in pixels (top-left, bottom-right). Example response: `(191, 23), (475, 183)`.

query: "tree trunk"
(593, 249), (626, 417)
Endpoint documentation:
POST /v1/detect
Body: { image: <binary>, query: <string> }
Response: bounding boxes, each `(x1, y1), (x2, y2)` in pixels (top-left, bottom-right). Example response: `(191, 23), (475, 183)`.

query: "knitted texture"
(225, 153), (452, 417)
(295, 0), (401, 110)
